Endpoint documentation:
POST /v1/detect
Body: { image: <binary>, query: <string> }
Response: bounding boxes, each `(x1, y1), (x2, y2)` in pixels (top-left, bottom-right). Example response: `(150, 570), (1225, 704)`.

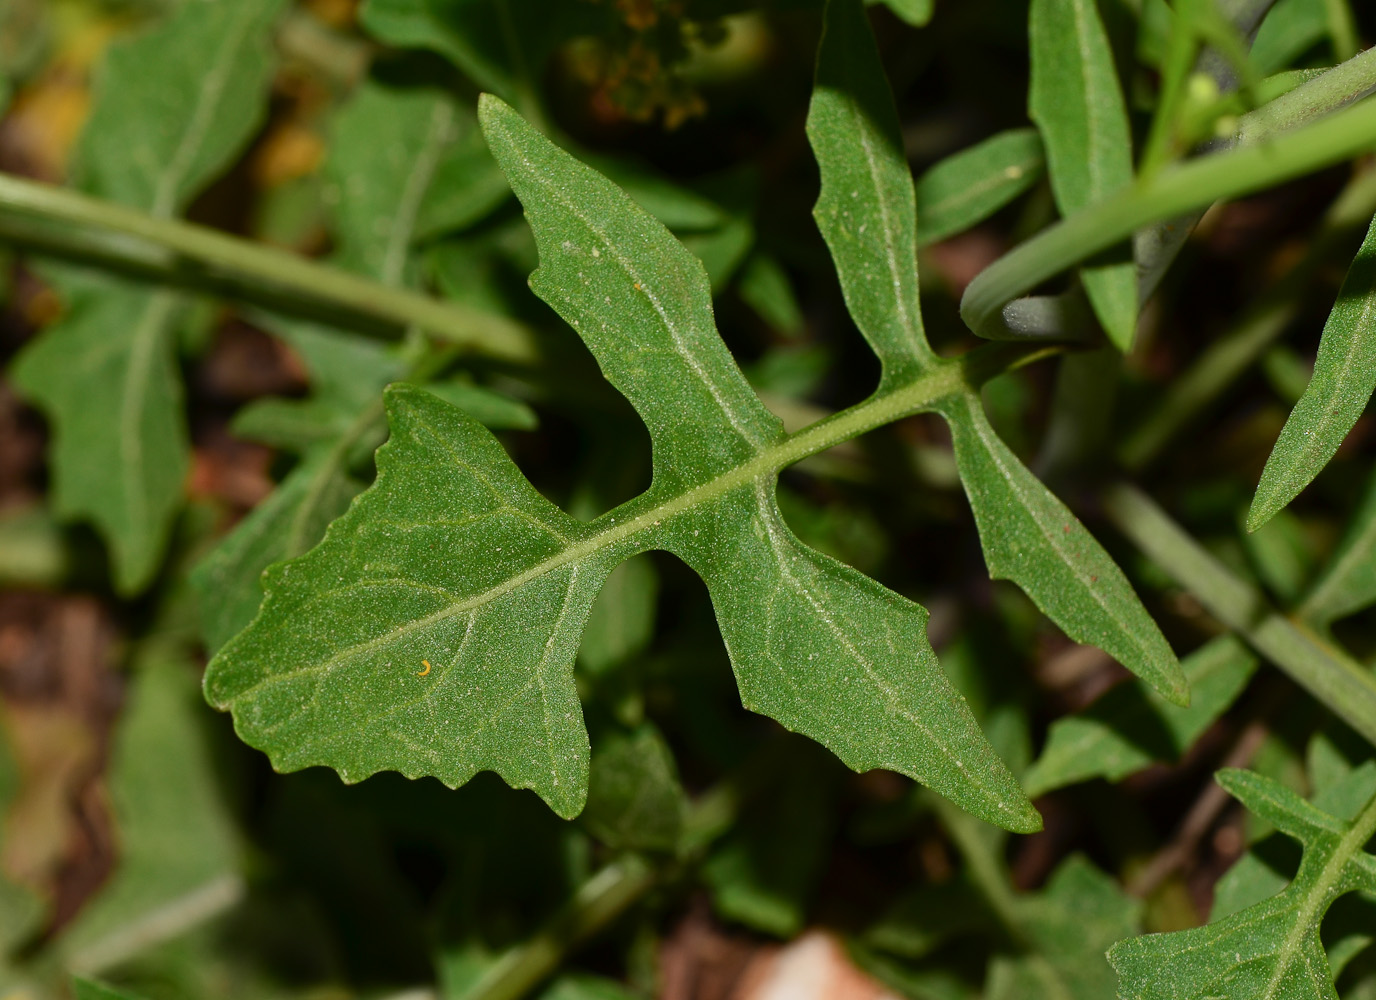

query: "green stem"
(462, 854), (657, 1000)
(763, 344), (1056, 475)
(928, 796), (1028, 948)
(0, 172), (536, 362)
(961, 95), (1376, 339)
(459, 746), (772, 1000)
(1101, 482), (1376, 748)
(1119, 165), (1376, 471)
(1237, 43), (1376, 143)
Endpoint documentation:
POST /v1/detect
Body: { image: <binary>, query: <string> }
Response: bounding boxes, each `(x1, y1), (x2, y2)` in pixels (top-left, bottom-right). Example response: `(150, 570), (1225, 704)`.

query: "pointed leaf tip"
(1244, 499), (1274, 534)
(1248, 211), (1376, 529)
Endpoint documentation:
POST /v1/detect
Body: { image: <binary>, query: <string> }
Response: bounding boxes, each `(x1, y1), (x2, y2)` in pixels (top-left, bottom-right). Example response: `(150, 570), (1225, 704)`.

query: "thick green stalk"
(1237, 43), (1376, 143)
(961, 95), (1376, 339)
(1119, 166), (1376, 471)
(0, 172), (536, 362)
(1101, 483), (1376, 747)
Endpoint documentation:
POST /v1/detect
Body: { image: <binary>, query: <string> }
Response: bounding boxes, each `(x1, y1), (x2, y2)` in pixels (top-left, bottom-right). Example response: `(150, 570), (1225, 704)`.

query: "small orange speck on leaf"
(417, 660), (432, 677)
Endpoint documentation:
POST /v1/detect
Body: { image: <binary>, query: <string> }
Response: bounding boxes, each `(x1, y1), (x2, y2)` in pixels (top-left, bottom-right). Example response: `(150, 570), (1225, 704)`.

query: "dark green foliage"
(2, 0), (1376, 997)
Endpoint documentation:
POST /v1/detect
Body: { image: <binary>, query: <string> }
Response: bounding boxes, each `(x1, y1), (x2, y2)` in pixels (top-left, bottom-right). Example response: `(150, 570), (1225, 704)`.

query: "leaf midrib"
(379, 99), (455, 287)
(752, 479), (1025, 823)
(1071, 0), (1113, 204)
(921, 159), (1032, 224)
(525, 153), (769, 448)
(1271, 264), (1376, 482)
(223, 360), (968, 702)
(836, 82), (929, 367)
(1259, 788), (1376, 1000)
(150, 1), (264, 218)
(958, 395), (1165, 680)
(119, 291), (178, 561)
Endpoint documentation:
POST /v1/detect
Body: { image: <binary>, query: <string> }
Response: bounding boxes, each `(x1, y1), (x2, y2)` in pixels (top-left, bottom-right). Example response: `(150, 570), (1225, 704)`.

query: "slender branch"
(0, 173), (537, 362)
(1101, 482), (1376, 748)
(928, 795), (1028, 948)
(1126, 718), (1270, 897)
(961, 95), (1376, 340)
(460, 749), (766, 1000)
(462, 854), (657, 1000)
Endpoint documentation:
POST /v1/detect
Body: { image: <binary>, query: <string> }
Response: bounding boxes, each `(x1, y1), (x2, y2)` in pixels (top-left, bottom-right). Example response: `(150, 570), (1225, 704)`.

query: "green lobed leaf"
(581, 724), (686, 852)
(195, 76), (531, 652)
(61, 653), (243, 975)
(203, 95), (1041, 832)
(1211, 753), (1376, 922)
(1298, 467), (1376, 625)
(1248, 211), (1376, 531)
(72, 0), (283, 216)
(8, 0), (284, 594)
(807, 0), (1184, 703)
(1109, 768), (1376, 1000)
(193, 325), (403, 653)
(327, 80), (509, 283)
(986, 855), (1142, 1000)
(194, 454), (364, 654)
(1023, 634), (1258, 797)
(1028, 0), (1138, 349)
(914, 129), (1046, 247)
(11, 286), (189, 594)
